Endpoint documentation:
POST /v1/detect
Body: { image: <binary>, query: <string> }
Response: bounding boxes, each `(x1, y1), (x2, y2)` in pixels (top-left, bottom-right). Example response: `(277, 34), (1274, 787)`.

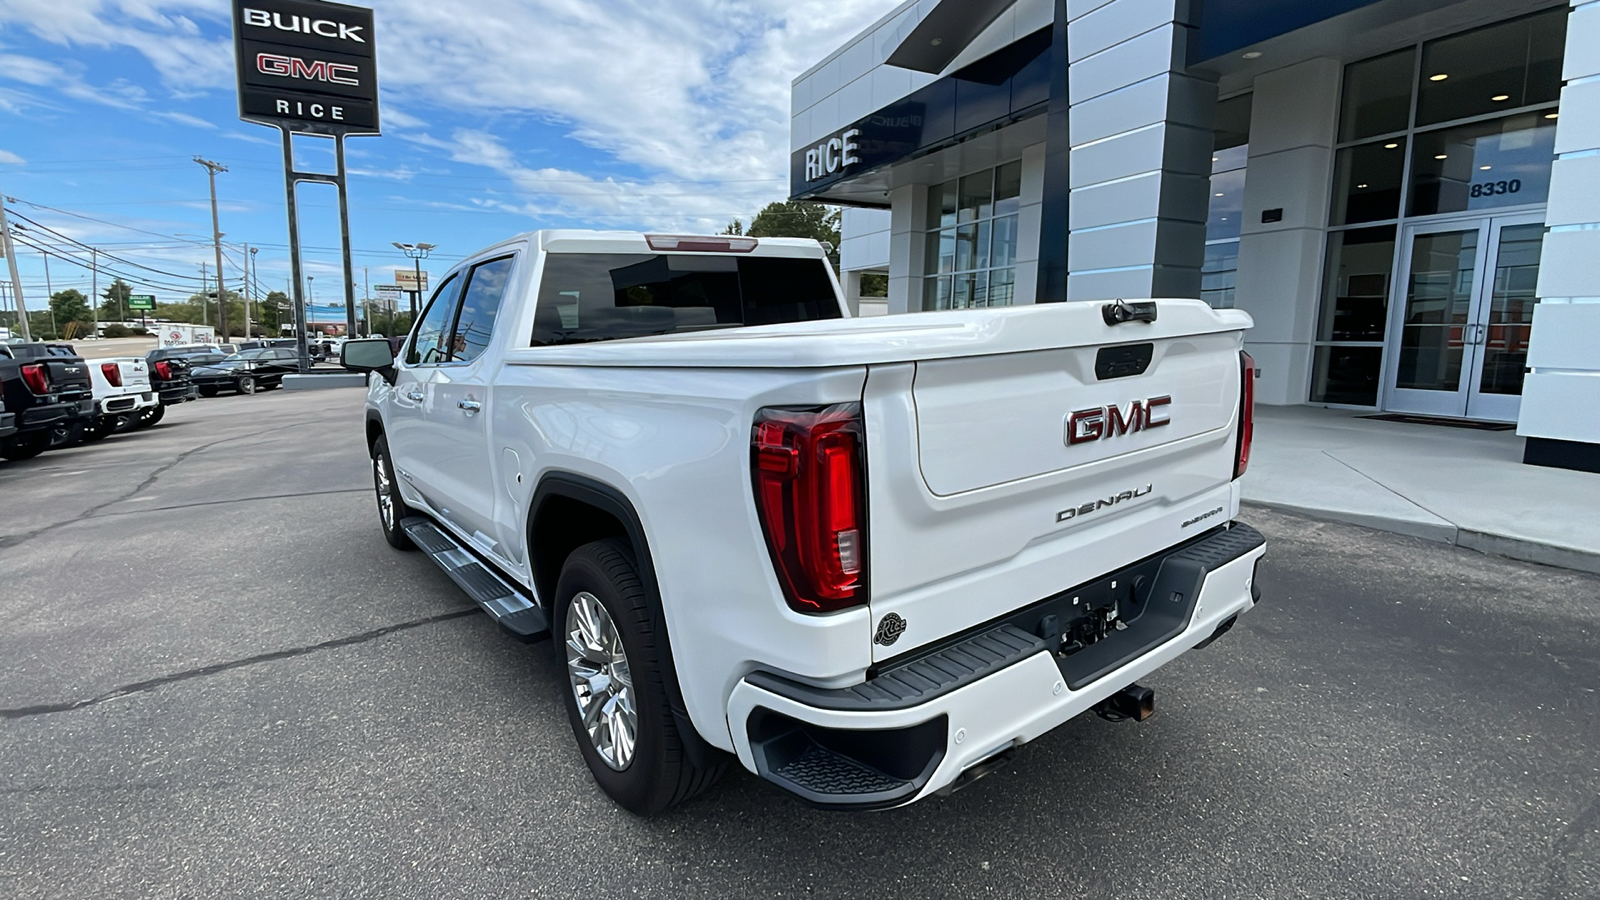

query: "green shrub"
(102, 324), (131, 338)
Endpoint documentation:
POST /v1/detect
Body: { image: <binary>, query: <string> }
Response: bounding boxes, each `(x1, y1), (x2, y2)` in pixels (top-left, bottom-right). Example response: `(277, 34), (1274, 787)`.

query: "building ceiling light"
(930, 37), (943, 46)
(1357, 184), (1369, 189)
(1429, 73), (1449, 82)
(1384, 143), (1399, 149)
(1215, 192), (1225, 197)
(1545, 112), (1559, 119)
(1480, 165), (1492, 171)
(1435, 154), (1448, 160)
(1242, 51), (1262, 60)
(1491, 94), (1510, 102)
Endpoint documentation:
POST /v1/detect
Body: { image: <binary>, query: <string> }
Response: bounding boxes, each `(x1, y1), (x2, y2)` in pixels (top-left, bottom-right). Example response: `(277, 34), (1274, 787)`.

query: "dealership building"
(791, 0), (1600, 471)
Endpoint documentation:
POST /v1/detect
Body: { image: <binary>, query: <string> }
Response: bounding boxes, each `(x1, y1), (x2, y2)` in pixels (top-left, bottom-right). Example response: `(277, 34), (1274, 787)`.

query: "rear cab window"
(530, 253), (840, 346)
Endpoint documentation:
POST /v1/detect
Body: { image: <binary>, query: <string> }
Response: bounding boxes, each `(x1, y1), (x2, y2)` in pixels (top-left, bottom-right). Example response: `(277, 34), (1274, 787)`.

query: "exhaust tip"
(1094, 683), (1155, 722)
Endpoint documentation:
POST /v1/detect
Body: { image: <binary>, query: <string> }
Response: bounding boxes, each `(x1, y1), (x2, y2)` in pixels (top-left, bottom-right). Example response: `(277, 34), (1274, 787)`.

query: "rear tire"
(198, 385), (219, 398)
(372, 436), (415, 550)
(554, 539), (725, 816)
(135, 405), (166, 428)
(81, 418), (114, 442)
(237, 375), (257, 395)
(1, 431), (50, 461)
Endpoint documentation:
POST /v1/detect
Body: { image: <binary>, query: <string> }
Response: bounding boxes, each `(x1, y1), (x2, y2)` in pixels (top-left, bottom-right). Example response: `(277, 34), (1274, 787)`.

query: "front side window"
(530, 253), (840, 346)
(448, 256), (515, 363)
(406, 273), (462, 365)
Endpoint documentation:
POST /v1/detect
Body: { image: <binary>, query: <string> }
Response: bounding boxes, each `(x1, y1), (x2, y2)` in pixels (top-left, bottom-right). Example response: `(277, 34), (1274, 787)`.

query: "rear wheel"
(198, 385), (219, 398)
(372, 436), (414, 550)
(135, 405), (166, 428)
(1, 431), (50, 461)
(236, 375), (257, 395)
(554, 539), (725, 815)
(81, 417), (114, 442)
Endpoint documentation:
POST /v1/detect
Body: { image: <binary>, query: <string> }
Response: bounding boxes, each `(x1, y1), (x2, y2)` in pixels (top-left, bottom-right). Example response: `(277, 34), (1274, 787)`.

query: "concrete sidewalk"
(1240, 405), (1600, 575)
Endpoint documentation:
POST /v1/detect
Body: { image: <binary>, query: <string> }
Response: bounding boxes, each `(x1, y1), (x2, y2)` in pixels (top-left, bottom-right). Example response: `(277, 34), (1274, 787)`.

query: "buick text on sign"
(233, 0), (379, 135)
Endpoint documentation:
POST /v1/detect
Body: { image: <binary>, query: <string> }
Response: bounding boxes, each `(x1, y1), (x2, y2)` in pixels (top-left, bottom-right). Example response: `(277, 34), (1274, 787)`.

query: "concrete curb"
(1244, 500), (1600, 576)
(282, 373), (367, 390)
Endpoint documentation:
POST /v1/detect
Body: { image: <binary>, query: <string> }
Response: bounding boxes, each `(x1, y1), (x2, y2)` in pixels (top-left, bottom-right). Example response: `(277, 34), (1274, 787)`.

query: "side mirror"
(341, 337), (397, 384)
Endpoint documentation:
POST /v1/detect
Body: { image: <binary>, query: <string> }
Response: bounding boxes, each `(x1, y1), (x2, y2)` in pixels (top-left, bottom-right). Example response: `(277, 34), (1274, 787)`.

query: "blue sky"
(0, 0), (898, 314)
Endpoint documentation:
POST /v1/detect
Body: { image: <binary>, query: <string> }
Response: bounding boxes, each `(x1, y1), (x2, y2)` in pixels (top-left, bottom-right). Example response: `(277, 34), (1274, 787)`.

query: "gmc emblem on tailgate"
(1066, 396), (1171, 446)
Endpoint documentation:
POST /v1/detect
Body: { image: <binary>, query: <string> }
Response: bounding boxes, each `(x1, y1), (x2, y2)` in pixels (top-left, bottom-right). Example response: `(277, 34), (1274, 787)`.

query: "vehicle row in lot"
(0, 339), (308, 462)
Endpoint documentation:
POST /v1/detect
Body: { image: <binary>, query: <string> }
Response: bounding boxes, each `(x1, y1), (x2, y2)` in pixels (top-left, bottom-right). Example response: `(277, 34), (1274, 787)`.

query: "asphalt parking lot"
(2, 389), (1597, 899)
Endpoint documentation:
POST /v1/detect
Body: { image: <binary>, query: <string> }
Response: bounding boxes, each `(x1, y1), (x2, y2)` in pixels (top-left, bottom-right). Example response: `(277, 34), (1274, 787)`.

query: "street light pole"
(194, 156), (229, 339)
(392, 242), (435, 328)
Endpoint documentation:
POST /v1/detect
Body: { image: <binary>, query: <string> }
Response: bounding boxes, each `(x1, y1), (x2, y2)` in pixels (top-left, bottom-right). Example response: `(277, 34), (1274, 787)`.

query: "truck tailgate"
(863, 299), (1249, 661)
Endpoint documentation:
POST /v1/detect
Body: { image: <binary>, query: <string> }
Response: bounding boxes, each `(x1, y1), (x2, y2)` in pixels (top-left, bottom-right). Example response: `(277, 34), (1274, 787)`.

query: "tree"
(744, 201), (841, 268)
(102, 278), (133, 321)
(50, 289), (93, 330)
(721, 219), (745, 235)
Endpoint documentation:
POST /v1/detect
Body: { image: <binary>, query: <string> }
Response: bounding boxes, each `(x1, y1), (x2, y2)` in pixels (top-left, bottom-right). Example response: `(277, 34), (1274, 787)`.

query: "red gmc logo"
(1067, 397), (1171, 445)
(256, 53), (359, 86)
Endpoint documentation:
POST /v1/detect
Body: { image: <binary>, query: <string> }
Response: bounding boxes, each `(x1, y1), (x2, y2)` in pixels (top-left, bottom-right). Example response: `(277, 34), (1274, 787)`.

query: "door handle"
(405, 390), (425, 402)
(458, 399), (481, 413)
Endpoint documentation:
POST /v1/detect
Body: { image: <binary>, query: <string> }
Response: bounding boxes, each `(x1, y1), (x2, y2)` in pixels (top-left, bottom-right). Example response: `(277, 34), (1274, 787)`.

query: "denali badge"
(1057, 484), (1153, 523)
(1066, 396), (1171, 445)
(874, 613), (907, 646)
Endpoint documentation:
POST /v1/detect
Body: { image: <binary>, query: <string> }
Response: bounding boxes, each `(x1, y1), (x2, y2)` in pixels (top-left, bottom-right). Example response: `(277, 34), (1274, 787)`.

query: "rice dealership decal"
(233, 0), (379, 134)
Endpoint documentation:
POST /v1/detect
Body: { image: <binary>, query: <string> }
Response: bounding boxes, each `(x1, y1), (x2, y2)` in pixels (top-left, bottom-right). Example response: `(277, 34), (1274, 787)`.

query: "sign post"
(233, 0), (379, 371)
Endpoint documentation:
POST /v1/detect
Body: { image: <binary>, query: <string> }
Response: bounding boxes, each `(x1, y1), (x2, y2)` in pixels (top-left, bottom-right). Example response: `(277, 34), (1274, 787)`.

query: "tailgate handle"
(1102, 299), (1157, 326)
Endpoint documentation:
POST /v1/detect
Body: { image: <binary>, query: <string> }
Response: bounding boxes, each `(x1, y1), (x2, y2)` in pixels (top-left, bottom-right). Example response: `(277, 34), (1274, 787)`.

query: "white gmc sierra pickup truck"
(341, 230), (1266, 815)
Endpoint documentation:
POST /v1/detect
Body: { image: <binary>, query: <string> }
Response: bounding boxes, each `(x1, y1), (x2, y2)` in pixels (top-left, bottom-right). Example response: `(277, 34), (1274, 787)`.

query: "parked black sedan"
(189, 348), (302, 396)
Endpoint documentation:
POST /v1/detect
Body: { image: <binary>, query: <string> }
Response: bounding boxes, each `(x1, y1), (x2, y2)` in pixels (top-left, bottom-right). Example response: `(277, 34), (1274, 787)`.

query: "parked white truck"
(341, 230), (1265, 815)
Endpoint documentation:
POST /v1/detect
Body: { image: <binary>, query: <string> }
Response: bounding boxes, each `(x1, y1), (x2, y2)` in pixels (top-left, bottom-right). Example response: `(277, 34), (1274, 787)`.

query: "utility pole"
(0, 188), (30, 341)
(91, 247), (98, 339)
(243, 242), (252, 340)
(200, 262), (209, 325)
(249, 246), (259, 339)
(194, 156), (229, 339)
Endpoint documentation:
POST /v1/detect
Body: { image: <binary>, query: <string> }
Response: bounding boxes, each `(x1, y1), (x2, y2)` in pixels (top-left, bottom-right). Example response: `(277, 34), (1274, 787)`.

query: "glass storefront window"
(923, 162), (1022, 310)
(1416, 8), (1566, 127)
(1311, 346), (1384, 406)
(1407, 113), (1557, 216)
(1340, 48), (1416, 142)
(1201, 242), (1239, 309)
(1330, 139), (1407, 225)
(1317, 226), (1396, 342)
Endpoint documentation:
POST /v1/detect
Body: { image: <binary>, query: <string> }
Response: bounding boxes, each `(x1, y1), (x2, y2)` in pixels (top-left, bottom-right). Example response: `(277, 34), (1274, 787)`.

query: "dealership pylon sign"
(233, 0), (380, 135)
(233, 0), (377, 369)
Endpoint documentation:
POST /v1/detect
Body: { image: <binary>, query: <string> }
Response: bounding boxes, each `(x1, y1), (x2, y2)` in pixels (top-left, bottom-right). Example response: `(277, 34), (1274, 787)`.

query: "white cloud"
(0, 148), (24, 164)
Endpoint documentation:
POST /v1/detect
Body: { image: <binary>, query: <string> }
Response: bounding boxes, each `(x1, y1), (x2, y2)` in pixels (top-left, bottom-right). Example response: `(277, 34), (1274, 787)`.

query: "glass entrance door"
(1384, 214), (1546, 420)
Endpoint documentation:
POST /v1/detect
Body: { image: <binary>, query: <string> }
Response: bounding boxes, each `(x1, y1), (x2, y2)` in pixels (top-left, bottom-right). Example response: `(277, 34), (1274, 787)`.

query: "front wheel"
(372, 436), (415, 550)
(236, 375), (257, 395)
(554, 539), (725, 815)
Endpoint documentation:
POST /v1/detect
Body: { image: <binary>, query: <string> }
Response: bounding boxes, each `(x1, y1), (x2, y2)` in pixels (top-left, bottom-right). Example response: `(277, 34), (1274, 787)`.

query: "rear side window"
(406, 273), (463, 365)
(448, 256), (514, 363)
(530, 253), (840, 346)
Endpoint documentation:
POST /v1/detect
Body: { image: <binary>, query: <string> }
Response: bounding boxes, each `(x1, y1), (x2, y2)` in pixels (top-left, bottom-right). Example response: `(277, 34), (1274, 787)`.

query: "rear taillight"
(1234, 351), (1255, 480)
(752, 404), (867, 613)
(154, 361), (172, 381)
(20, 363), (49, 395)
(101, 362), (123, 388)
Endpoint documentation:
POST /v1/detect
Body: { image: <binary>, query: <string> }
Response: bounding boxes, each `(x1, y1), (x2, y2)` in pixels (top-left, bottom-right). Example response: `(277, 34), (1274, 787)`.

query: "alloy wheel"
(565, 591), (638, 771)
(374, 454), (395, 532)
